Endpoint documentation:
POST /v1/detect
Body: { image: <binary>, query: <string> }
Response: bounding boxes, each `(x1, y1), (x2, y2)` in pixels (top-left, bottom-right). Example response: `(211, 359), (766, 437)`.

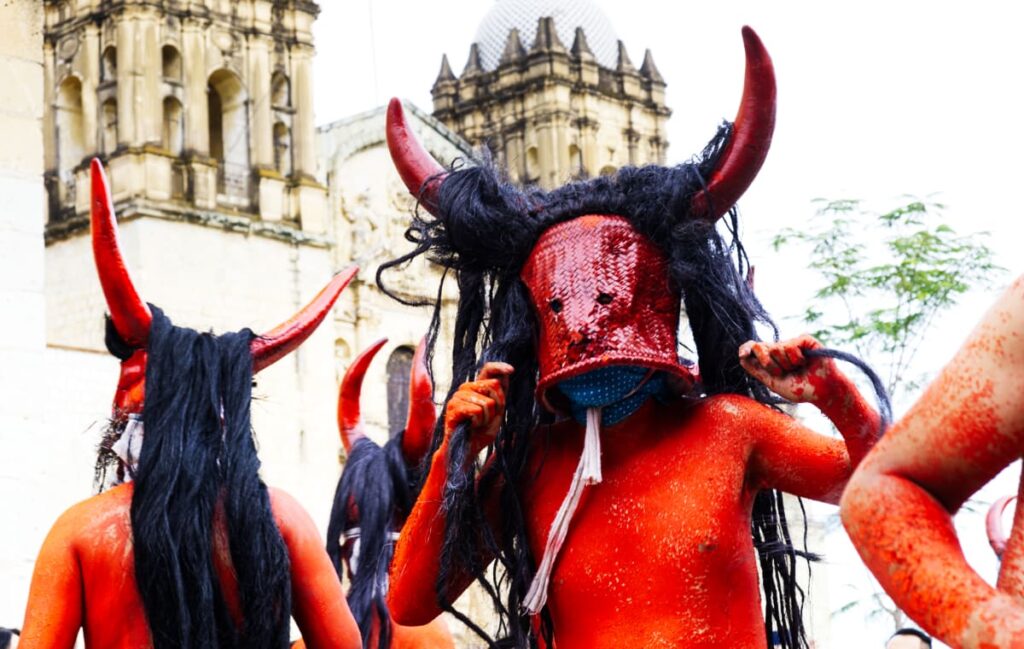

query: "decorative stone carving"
(57, 34), (78, 62)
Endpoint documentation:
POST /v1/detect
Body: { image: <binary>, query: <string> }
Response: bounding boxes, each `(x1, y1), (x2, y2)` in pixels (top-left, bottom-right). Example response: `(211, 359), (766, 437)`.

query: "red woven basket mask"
(521, 215), (694, 413)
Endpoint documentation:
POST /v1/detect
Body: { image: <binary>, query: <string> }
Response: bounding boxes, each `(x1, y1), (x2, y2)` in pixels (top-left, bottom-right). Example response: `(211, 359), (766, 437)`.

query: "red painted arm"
(841, 277), (1024, 648)
(20, 507), (85, 648)
(270, 489), (362, 649)
(741, 336), (881, 504)
(388, 363), (511, 626)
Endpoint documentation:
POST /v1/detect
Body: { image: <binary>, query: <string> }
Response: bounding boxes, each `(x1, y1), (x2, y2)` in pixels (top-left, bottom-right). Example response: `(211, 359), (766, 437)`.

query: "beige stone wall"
(319, 104), (472, 441)
(0, 0), (46, 627)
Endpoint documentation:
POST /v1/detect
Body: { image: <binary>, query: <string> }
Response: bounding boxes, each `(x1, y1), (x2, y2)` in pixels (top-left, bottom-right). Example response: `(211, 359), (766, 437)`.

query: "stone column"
(248, 39), (273, 168)
(291, 46), (316, 178)
(80, 24), (101, 153)
(181, 18), (208, 155)
(139, 11), (161, 145)
(115, 17), (137, 147)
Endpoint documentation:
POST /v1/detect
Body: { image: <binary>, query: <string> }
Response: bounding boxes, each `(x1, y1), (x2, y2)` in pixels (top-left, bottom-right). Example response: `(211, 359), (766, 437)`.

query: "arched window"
(273, 122), (291, 176)
(271, 71), (290, 109)
(101, 46), (117, 81)
(55, 76), (85, 177)
(162, 45), (181, 81)
(386, 346), (415, 439)
(163, 97), (183, 156)
(569, 143), (584, 176)
(526, 146), (539, 180)
(207, 70), (250, 200)
(101, 99), (117, 154)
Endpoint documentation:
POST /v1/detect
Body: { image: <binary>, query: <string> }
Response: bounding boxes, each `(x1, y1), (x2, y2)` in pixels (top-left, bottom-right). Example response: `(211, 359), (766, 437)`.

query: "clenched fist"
(444, 362), (514, 456)
(739, 335), (838, 405)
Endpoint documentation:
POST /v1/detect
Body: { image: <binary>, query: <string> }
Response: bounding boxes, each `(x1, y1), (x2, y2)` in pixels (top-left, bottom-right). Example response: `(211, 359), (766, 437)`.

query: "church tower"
(38, 1), (346, 536)
(432, 0), (670, 189)
(44, 0), (326, 232)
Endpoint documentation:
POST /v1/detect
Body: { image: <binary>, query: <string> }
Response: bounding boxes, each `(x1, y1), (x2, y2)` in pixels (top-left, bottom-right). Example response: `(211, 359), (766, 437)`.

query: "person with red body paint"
(378, 28), (883, 649)
(293, 338), (455, 649)
(842, 276), (1024, 648)
(19, 160), (362, 649)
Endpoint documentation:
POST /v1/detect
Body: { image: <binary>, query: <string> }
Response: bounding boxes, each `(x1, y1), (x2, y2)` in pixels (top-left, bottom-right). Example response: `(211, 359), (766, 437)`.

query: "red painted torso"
(521, 397), (772, 649)
(27, 484), (260, 648)
(22, 483), (361, 649)
(32, 485), (154, 648)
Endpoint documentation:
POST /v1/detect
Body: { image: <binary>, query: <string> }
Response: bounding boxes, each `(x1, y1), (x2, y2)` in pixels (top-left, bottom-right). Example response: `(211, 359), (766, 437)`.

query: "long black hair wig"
(107, 306), (292, 649)
(378, 124), (826, 649)
(325, 433), (414, 649)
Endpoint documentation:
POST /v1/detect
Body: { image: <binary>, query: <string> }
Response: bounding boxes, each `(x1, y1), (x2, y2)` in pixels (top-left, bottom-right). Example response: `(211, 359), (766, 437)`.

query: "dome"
(473, 0), (620, 71)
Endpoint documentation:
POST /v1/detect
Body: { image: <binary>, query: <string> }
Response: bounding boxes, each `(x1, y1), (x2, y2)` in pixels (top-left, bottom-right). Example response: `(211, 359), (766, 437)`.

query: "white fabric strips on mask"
(523, 406), (603, 614)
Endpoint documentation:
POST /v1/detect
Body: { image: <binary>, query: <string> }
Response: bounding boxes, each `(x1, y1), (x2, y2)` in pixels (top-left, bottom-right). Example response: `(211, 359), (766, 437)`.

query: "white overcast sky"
(313, 2), (1024, 646)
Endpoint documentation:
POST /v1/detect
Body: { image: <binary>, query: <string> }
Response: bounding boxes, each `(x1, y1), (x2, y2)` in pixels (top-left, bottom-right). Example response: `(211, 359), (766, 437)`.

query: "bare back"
(21, 484), (360, 649)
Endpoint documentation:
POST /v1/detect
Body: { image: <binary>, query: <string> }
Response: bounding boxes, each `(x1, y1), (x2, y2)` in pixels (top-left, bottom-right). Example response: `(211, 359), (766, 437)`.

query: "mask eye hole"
(549, 298), (563, 313)
(597, 292), (614, 305)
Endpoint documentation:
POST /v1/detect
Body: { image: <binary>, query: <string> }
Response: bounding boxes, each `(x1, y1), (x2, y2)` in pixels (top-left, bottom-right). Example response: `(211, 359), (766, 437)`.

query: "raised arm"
(740, 335), (882, 503)
(841, 277), (1024, 648)
(387, 362), (511, 626)
(270, 489), (362, 649)
(20, 507), (84, 648)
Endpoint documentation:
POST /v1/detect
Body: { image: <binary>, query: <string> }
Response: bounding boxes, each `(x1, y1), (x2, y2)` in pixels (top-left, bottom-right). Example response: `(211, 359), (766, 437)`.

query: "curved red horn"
(400, 337), (437, 465)
(386, 98), (446, 215)
(251, 265), (358, 373)
(987, 495), (1017, 560)
(691, 26), (776, 221)
(337, 337), (388, 454)
(91, 158), (152, 347)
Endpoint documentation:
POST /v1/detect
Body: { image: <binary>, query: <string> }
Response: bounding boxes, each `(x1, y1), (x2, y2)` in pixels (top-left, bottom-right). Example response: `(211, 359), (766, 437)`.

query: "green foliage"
(773, 197), (1001, 399)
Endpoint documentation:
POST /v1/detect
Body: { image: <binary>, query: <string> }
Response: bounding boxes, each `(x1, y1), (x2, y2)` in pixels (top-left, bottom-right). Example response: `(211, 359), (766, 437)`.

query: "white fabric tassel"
(523, 407), (604, 614)
(111, 415), (144, 482)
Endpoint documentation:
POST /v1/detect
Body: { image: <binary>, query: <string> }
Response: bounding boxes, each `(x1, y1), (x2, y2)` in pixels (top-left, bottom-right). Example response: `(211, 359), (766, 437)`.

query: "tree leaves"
(774, 196), (1001, 400)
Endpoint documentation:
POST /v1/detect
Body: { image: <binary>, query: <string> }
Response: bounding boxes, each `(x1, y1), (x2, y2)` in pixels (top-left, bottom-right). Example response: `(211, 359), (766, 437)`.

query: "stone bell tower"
(39, 1), (343, 509)
(43, 0), (326, 232)
(432, 0), (671, 189)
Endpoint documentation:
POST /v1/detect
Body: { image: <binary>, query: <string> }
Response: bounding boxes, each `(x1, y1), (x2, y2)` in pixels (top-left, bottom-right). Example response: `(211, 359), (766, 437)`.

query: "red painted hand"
(739, 335), (837, 405)
(443, 362), (513, 456)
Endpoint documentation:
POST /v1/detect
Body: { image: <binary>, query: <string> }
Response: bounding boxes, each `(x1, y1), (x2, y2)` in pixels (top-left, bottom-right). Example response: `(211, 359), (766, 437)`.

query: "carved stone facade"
(433, 0), (670, 189)
(43, 0), (325, 234)
(318, 102), (470, 446)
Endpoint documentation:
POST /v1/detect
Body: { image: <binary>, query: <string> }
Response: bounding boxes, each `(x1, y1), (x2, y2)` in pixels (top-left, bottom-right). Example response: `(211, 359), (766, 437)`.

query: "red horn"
(91, 158), (152, 347)
(338, 337), (388, 453)
(987, 495), (1017, 560)
(691, 26), (777, 221)
(251, 265), (358, 373)
(400, 337), (437, 465)
(386, 98), (446, 215)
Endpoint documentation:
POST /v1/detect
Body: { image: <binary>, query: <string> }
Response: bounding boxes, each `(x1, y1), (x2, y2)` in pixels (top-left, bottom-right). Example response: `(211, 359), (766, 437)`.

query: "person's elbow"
(386, 571), (438, 627)
(839, 463), (886, 545)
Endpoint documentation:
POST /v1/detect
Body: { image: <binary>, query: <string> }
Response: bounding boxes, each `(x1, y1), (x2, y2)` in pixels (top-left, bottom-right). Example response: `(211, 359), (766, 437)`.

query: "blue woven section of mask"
(558, 366), (665, 426)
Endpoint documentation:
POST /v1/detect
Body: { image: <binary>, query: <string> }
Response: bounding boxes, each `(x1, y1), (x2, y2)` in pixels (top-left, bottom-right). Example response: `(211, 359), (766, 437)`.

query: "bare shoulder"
(266, 486), (319, 545)
(44, 484), (133, 548)
(691, 393), (795, 440)
(697, 393), (775, 420)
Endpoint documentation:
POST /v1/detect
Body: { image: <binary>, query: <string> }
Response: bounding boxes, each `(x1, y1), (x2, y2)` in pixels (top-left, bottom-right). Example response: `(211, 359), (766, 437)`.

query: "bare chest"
(521, 413), (766, 645)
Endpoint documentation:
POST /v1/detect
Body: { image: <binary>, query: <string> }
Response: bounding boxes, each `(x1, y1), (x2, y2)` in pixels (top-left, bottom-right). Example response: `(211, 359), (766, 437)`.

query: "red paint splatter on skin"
(842, 277), (1024, 648)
